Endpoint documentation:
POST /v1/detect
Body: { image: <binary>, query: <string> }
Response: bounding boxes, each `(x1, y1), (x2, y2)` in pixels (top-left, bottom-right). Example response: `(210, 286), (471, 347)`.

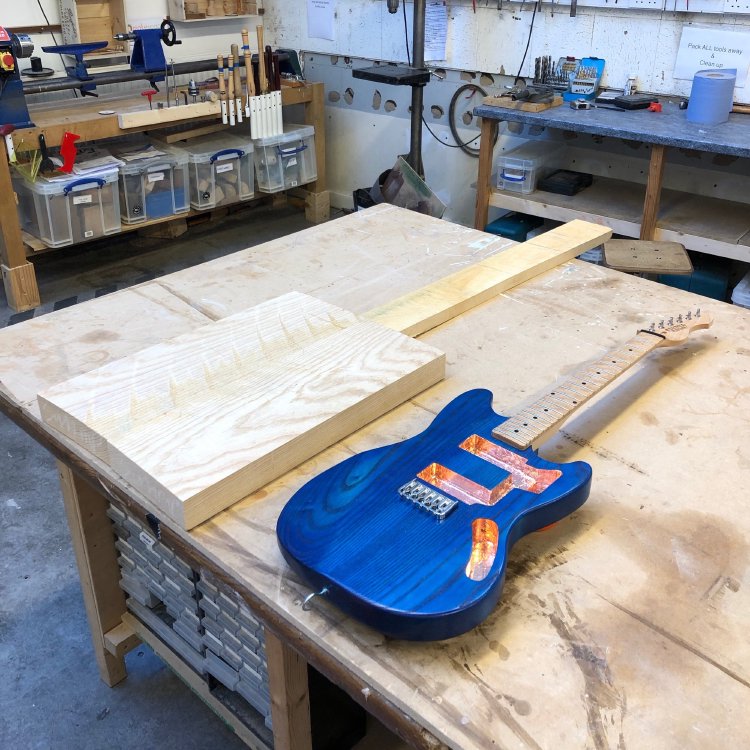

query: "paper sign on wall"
(308, 0), (336, 41)
(674, 27), (750, 87)
(425, 2), (448, 62)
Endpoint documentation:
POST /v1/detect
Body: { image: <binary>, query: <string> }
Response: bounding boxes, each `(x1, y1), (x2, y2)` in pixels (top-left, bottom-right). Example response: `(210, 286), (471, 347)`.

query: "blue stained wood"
(276, 389), (592, 641)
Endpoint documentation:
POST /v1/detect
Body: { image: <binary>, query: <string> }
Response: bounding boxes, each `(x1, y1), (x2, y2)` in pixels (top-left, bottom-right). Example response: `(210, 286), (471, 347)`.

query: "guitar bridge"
(399, 480), (458, 520)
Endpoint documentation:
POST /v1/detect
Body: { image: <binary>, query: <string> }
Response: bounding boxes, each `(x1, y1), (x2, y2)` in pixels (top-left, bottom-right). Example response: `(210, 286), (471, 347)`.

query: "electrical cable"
(447, 83), (499, 157)
(402, 1), (411, 65)
(36, 0), (78, 97)
(515, 3), (538, 84)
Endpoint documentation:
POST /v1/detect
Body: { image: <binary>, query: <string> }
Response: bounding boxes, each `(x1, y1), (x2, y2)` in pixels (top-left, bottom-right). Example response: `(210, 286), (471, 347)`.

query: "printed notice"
(674, 26), (750, 86)
(425, 2), (448, 62)
(307, 0), (336, 41)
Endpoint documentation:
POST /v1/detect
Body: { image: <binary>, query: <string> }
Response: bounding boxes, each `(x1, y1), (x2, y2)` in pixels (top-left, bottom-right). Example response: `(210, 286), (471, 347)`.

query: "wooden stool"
(603, 240), (692, 276)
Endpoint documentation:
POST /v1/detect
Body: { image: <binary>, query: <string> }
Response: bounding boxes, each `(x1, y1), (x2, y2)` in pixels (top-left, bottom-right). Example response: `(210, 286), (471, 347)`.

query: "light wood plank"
(640, 143), (667, 241)
(57, 462), (128, 687)
(38, 292), (445, 530)
(365, 219), (612, 337)
(103, 620), (141, 658)
(473, 117), (498, 231)
(265, 631), (313, 750)
(118, 101), (221, 129)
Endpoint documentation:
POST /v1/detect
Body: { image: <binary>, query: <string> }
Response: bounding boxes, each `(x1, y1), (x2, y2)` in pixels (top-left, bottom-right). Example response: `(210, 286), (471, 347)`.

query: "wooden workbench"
(0, 82), (328, 312)
(473, 99), (750, 265)
(2, 204), (749, 749)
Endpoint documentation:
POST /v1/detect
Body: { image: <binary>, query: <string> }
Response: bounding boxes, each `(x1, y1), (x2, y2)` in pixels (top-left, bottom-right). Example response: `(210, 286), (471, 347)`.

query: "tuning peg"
(686, 310), (692, 320)
(648, 322), (655, 331)
(658, 320), (664, 329)
(668, 317), (674, 326)
(677, 314), (683, 323)
(696, 307), (701, 318)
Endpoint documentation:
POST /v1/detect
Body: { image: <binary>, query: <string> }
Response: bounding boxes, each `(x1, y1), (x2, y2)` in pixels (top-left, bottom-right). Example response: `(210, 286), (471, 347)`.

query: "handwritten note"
(307, 0), (336, 41)
(674, 27), (750, 87)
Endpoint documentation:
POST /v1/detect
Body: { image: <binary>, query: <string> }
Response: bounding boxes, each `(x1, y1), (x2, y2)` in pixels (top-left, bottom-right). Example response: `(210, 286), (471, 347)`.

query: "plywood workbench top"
(2, 204), (750, 749)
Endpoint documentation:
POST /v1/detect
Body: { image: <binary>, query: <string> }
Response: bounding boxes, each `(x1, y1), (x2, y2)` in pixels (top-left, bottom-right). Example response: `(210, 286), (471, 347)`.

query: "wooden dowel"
(257, 25), (268, 94)
(242, 28), (255, 98)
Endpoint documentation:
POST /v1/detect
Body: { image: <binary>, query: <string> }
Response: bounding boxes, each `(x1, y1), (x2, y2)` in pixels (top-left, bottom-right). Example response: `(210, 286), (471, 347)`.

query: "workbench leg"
(303, 81), (329, 223)
(56, 461), (129, 687)
(1, 141), (40, 311)
(265, 630), (313, 750)
(474, 117), (499, 231)
(639, 143), (667, 241)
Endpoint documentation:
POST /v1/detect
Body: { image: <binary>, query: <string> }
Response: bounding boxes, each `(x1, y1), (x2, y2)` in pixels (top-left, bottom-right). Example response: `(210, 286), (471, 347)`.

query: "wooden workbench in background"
(0, 81), (327, 312)
(473, 99), (750, 266)
(1, 205), (749, 749)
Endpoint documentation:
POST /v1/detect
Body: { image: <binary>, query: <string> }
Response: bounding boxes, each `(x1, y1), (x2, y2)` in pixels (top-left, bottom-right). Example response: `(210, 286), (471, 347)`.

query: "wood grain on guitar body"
(277, 311), (713, 641)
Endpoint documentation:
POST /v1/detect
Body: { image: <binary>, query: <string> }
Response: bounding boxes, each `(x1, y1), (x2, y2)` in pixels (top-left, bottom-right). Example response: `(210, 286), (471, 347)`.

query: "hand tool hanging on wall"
(227, 53), (236, 126)
(231, 43), (243, 123)
(218, 54), (228, 125)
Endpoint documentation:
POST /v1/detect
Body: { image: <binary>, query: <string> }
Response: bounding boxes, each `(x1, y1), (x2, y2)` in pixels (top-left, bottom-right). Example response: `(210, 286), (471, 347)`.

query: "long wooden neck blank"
(492, 330), (663, 450)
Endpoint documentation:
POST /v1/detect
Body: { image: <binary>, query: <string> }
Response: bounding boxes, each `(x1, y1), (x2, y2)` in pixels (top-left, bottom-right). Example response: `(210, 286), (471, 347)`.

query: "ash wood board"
(366, 219), (611, 337)
(38, 292), (445, 530)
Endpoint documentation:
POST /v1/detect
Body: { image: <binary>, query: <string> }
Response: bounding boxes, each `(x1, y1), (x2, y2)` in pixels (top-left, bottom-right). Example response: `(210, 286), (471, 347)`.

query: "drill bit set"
(533, 55), (606, 103)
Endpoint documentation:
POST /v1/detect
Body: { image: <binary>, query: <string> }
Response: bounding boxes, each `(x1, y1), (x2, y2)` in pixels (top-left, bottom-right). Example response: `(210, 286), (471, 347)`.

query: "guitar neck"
(492, 330), (664, 450)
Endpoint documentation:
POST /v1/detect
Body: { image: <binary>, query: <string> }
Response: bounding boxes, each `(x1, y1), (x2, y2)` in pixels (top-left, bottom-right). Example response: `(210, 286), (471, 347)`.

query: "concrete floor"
(0, 204), (404, 749)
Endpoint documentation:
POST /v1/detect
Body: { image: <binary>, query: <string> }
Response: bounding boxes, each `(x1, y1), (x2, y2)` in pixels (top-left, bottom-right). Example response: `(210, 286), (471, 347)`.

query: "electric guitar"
(277, 311), (713, 641)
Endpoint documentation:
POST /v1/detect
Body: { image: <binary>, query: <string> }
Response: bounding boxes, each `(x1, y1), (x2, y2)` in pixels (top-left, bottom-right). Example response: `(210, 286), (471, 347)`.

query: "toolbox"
(537, 169), (593, 196)
(496, 141), (564, 194)
(253, 123), (317, 194)
(164, 133), (255, 210)
(13, 168), (121, 248)
(113, 143), (190, 224)
(562, 57), (606, 103)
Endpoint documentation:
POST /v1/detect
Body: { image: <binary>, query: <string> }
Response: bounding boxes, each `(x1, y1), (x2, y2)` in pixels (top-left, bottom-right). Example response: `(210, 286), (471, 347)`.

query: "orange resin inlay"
(465, 518), (499, 581)
(459, 435), (561, 494)
(417, 463), (514, 507)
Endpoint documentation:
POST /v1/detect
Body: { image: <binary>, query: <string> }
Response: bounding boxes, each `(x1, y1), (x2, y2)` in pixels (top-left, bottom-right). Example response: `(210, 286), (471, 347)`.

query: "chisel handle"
(242, 28), (255, 98)
(257, 25), (268, 94)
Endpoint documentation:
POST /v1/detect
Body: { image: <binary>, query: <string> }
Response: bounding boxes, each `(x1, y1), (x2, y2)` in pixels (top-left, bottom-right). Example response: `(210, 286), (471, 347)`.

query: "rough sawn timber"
(37, 292), (445, 529)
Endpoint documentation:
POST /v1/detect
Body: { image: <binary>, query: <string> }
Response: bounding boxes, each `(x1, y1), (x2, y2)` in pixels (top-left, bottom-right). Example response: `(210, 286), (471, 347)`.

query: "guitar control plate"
(399, 479), (458, 520)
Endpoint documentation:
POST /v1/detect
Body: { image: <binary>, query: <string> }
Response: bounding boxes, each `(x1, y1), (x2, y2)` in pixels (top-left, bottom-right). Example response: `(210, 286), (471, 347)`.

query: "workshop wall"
(9, 3), (750, 225)
(262, 2), (750, 224)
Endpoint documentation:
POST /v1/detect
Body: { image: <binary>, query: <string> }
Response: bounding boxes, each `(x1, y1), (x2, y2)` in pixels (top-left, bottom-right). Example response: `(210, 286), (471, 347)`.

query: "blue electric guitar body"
(277, 389), (591, 641)
(277, 311), (711, 640)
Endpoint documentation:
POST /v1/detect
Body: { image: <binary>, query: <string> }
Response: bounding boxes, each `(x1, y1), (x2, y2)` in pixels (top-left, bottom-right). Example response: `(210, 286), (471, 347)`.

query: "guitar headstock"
(645, 309), (714, 347)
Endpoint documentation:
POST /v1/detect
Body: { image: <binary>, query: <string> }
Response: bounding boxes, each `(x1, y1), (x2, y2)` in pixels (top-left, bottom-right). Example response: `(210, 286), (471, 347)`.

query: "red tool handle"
(141, 89), (157, 108)
(60, 131), (81, 173)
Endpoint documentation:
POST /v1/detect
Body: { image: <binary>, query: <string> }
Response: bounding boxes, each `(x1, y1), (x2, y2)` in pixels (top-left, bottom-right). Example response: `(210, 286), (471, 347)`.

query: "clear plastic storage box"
(164, 134), (255, 210)
(732, 270), (750, 309)
(253, 124), (317, 194)
(114, 144), (189, 223)
(496, 141), (562, 193)
(14, 168), (121, 248)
